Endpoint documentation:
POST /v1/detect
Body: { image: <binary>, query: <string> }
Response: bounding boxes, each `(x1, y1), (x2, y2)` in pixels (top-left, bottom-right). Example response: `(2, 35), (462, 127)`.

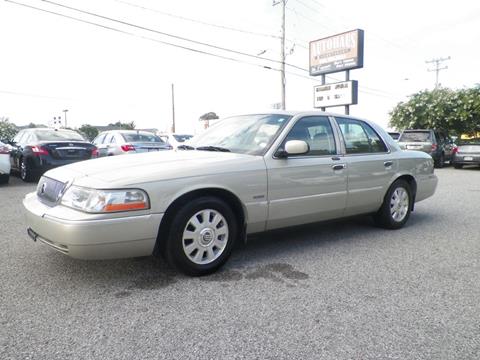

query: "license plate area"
(464, 156), (473, 161)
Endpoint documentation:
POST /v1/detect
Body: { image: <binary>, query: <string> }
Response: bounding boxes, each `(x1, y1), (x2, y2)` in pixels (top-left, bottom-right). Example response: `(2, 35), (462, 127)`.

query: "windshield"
(173, 134), (193, 143)
(189, 114), (292, 155)
(122, 132), (165, 143)
(399, 131), (431, 142)
(36, 130), (85, 141)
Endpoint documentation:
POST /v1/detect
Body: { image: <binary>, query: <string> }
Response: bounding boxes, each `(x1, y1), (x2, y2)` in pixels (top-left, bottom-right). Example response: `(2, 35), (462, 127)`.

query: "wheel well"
(153, 188), (246, 257)
(395, 175), (417, 210)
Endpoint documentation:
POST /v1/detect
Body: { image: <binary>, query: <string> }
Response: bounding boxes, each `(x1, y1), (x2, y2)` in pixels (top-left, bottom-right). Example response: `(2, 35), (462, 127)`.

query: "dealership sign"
(313, 80), (358, 108)
(309, 29), (364, 76)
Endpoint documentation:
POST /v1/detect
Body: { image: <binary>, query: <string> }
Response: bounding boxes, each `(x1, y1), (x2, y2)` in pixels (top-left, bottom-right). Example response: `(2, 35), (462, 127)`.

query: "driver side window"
(283, 116), (336, 156)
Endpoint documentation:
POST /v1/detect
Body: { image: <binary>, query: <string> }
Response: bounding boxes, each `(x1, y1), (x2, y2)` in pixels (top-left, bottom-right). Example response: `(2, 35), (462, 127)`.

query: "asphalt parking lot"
(1, 167), (479, 360)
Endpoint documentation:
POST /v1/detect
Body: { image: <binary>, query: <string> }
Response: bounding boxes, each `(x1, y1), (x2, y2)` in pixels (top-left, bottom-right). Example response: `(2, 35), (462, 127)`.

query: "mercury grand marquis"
(24, 112), (438, 276)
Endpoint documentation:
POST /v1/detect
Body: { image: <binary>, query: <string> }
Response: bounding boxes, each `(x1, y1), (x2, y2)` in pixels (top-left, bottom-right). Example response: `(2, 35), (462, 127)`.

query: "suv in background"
(398, 129), (454, 168)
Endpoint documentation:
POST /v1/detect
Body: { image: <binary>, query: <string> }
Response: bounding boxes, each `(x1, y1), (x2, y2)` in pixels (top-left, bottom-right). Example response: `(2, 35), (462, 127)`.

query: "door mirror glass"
(285, 140), (309, 155)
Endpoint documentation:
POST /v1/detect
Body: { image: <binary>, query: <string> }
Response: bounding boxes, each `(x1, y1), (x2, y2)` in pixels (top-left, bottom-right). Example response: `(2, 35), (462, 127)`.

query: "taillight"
(431, 144), (437, 152)
(0, 145), (9, 154)
(91, 147), (99, 157)
(31, 146), (49, 156)
(452, 146), (458, 155)
(121, 144), (135, 152)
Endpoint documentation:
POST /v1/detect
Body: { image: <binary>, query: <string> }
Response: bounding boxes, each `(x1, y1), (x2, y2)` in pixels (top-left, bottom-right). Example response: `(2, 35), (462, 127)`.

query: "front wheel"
(164, 196), (238, 276)
(373, 180), (412, 230)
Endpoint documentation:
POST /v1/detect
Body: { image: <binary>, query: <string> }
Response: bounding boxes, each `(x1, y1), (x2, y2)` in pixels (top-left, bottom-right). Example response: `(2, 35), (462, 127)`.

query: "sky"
(0, 0), (479, 133)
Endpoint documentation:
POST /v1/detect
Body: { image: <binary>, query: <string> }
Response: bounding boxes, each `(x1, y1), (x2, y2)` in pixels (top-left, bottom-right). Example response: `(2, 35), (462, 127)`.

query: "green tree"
(79, 124), (99, 141)
(389, 87), (480, 135)
(0, 117), (18, 141)
(108, 121), (136, 130)
(199, 112), (219, 121)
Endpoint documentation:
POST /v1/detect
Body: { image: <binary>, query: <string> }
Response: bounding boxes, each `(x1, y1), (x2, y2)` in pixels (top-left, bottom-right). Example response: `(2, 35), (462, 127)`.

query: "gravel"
(1, 167), (479, 360)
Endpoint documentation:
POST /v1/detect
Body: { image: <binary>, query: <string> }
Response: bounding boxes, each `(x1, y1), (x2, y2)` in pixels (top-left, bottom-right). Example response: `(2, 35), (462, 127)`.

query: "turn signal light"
(121, 144), (135, 152)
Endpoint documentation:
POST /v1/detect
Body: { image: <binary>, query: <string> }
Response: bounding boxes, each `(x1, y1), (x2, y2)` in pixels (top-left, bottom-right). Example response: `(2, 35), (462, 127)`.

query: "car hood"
(43, 150), (265, 187)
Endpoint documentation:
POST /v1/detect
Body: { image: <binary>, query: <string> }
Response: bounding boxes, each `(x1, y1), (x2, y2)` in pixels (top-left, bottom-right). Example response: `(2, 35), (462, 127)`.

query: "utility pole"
(171, 83), (176, 133)
(273, 0), (286, 110)
(426, 56), (450, 88)
(63, 109), (68, 128)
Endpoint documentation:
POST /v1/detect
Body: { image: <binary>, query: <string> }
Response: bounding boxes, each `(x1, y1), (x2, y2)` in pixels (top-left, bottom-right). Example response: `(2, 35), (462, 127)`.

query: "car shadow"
(39, 210), (438, 294)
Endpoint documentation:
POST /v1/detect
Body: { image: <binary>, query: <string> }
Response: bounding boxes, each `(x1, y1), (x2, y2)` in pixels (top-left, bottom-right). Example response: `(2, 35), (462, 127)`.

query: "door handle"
(384, 161), (393, 167)
(332, 164), (346, 171)
(331, 156), (341, 161)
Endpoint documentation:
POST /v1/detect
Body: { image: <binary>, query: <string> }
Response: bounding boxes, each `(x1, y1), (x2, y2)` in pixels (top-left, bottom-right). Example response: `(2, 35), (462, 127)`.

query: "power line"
(5, 0), (282, 72)
(6, 1), (400, 101)
(113, 0), (281, 40)
(40, 0), (309, 73)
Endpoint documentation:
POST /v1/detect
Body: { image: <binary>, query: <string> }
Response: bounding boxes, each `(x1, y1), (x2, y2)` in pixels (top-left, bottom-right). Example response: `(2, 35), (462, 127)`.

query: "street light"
(63, 109), (69, 128)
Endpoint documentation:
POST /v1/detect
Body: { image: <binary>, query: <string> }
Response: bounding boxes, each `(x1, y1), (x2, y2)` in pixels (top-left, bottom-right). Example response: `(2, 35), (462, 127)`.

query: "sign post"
(309, 29), (364, 114)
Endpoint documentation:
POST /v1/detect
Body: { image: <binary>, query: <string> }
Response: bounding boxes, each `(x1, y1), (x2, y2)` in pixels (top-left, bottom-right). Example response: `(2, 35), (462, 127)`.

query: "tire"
(434, 153), (445, 168)
(373, 179), (412, 230)
(0, 173), (9, 185)
(454, 163), (463, 169)
(20, 157), (35, 182)
(164, 196), (238, 276)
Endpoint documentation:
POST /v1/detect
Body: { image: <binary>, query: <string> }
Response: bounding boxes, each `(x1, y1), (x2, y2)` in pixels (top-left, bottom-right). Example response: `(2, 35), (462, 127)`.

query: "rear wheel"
(20, 157), (35, 182)
(164, 196), (238, 276)
(434, 153), (445, 168)
(454, 163), (463, 169)
(374, 179), (412, 230)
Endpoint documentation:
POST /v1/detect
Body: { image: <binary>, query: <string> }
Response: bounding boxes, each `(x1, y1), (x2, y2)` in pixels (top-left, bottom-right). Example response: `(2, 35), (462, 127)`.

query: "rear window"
(121, 132), (165, 143)
(458, 138), (480, 146)
(399, 131), (431, 142)
(35, 130), (85, 141)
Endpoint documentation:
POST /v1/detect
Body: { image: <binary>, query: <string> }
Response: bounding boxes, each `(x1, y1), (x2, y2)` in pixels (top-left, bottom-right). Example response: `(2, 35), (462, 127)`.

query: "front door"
(264, 116), (348, 230)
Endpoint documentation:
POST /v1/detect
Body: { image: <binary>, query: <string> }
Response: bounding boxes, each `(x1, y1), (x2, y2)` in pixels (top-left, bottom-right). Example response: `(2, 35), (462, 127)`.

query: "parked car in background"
(158, 133), (194, 149)
(452, 136), (480, 168)
(93, 130), (172, 157)
(10, 128), (97, 182)
(24, 111), (437, 276)
(0, 140), (11, 184)
(398, 129), (454, 168)
(387, 132), (400, 141)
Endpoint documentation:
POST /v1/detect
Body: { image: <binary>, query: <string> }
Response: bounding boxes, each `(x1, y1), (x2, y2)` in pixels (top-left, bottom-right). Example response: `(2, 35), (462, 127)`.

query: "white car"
(158, 133), (194, 149)
(0, 140), (11, 184)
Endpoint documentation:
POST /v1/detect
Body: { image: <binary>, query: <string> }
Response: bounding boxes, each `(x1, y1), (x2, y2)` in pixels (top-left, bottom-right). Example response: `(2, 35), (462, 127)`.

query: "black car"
(10, 128), (98, 182)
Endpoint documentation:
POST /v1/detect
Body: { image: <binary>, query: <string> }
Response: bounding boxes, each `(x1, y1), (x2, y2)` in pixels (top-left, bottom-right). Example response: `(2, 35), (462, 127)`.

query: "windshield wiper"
(177, 144), (195, 150)
(196, 145), (231, 152)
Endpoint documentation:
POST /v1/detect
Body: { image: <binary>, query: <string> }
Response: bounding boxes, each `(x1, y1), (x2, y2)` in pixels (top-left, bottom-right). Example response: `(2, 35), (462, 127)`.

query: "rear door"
(334, 117), (396, 216)
(265, 115), (347, 230)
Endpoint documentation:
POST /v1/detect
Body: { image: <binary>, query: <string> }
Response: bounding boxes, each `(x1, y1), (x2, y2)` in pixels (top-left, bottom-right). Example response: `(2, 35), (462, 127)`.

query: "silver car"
(452, 136), (480, 168)
(24, 112), (437, 276)
(93, 130), (172, 156)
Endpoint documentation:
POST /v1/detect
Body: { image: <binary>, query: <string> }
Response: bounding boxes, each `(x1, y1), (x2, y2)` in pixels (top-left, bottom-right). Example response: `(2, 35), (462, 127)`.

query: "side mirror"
(276, 140), (310, 158)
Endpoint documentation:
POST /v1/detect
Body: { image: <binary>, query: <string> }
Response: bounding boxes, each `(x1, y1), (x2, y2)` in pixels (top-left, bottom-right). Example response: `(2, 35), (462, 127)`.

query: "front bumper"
(23, 192), (163, 260)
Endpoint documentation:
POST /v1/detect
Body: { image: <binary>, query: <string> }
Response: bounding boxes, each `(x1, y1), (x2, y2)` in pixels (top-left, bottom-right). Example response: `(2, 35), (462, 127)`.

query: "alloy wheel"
(390, 187), (409, 222)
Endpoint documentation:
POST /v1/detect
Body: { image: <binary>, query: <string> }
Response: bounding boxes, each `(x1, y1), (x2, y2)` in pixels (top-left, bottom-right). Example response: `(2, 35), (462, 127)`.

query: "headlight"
(61, 186), (149, 213)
